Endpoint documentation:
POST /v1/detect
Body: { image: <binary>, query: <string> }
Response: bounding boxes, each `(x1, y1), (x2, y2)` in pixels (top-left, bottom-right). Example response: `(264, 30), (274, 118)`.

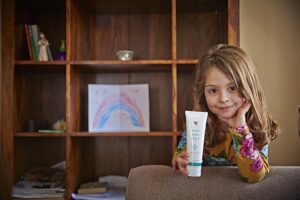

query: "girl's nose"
(219, 91), (230, 103)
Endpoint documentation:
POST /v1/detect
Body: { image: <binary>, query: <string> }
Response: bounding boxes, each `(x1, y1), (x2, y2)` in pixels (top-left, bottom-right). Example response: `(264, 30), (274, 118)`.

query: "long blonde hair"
(193, 44), (279, 149)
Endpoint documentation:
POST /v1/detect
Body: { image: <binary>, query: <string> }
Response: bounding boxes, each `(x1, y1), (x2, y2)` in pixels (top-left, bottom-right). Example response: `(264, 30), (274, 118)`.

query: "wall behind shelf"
(241, 0), (300, 165)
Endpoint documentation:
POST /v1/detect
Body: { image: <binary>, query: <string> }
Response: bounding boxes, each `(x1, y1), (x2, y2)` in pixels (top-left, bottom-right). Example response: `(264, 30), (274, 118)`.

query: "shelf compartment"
(68, 136), (173, 187)
(177, 64), (195, 131)
(68, 137), (131, 191)
(14, 137), (66, 182)
(15, 66), (66, 132)
(15, 0), (66, 60)
(69, 66), (173, 133)
(176, 0), (228, 59)
(70, 0), (171, 60)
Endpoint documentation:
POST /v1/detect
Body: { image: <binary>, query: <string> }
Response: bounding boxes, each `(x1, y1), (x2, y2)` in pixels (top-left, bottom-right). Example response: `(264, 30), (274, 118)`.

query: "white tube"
(185, 111), (208, 177)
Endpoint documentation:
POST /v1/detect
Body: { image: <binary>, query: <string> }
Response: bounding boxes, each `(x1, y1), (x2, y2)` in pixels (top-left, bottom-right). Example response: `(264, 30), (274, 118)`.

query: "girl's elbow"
(241, 171), (268, 183)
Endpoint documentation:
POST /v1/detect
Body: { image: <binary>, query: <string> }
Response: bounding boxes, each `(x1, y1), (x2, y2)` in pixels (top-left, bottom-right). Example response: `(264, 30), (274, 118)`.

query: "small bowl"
(116, 50), (134, 61)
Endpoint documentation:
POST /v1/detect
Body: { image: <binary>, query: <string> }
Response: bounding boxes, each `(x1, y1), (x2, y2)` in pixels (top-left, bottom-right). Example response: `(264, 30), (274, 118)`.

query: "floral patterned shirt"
(173, 126), (269, 183)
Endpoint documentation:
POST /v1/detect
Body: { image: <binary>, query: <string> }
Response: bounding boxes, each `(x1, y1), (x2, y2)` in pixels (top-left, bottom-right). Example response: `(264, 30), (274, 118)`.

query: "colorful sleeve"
(173, 131), (187, 160)
(229, 125), (270, 183)
(172, 131), (188, 171)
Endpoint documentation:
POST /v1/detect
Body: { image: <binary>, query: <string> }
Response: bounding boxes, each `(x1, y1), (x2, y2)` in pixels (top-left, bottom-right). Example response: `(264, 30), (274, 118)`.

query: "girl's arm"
(172, 132), (188, 172)
(220, 100), (269, 182)
(229, 125), (270, 183)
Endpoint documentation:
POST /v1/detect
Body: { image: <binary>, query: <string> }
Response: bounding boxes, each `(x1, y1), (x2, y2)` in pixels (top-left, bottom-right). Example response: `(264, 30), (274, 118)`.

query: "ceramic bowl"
(116, 50), (134, 61)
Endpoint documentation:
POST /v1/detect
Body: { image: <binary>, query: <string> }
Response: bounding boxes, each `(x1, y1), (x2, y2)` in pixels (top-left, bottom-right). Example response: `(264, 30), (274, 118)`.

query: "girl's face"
(204, 67), (245, 120)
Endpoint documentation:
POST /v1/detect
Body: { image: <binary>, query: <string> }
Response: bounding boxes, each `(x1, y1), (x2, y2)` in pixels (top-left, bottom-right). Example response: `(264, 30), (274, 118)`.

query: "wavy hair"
(193, 44), (279, 149)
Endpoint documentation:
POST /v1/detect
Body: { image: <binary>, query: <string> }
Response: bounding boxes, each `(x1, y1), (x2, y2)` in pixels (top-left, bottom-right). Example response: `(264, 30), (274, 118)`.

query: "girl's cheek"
(237, 99), (245, 109)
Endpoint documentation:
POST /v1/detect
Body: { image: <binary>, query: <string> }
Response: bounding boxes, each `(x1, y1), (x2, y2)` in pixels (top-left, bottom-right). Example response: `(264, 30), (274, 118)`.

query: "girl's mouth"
(218, 105), (234, 112)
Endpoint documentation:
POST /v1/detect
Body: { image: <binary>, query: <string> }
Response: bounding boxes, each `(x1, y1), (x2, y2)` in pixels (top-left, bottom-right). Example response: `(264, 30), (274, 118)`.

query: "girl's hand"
(220, 99), (252, 128)
(173, 151), (189, 176)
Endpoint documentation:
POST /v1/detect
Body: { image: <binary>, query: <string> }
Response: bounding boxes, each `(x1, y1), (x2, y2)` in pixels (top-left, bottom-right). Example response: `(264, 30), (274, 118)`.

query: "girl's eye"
(228, 86), (237, 92)
(207, 88), (217, 94)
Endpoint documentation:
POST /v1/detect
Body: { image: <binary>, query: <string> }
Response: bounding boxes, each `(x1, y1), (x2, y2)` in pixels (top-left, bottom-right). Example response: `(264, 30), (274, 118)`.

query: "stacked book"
(77, 181), (107, 195)
(13, 164), (65, 199)
(13, 182), (65, 200)
(24, 24), (53, 61)
(72, 175), (127, 200)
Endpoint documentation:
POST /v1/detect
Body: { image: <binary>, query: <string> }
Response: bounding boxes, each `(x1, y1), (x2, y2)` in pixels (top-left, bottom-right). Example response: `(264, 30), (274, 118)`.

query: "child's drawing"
(88, 84), (149, 132)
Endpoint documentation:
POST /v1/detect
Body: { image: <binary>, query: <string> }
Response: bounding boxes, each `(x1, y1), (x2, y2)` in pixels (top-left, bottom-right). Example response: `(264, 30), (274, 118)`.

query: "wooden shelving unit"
(0, 0), (239, 199)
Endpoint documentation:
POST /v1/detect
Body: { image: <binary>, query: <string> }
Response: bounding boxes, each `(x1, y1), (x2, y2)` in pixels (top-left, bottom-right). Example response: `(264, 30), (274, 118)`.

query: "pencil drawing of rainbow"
(93, 92), (145, 129)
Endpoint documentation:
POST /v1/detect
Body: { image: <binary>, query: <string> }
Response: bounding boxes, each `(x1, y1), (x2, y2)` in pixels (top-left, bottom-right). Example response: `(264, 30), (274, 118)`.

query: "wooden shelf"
(176, 59), (198, 64)
(70, 131), (180, 137)
(0, 0), (239, 199)
(70, 60), (173, 65)
(15, 60), (67, 65)
(71, 60), (173, 72)
(15, 61), (67, 71)
(15, 132), (67, 137)
(14, 131), (182, 137)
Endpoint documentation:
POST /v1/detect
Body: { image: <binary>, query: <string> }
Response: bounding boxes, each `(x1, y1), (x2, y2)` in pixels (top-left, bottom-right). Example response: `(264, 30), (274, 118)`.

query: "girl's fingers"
(177, 152), (189, 176)
(218, 100), (252, 128)
(239, 100), (251, 116)
(179, 151), (188, 158)
(177, 156), (189, 168)
(178, 163), (188, 175)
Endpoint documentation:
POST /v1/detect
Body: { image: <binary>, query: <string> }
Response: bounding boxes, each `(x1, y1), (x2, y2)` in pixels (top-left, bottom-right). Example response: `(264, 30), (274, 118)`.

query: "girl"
(172, 44), (279, 183)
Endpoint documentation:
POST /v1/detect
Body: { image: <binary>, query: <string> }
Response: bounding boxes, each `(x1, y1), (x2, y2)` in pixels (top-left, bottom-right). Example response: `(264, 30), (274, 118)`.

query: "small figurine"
(53, 119), (66, 131)
(38, 32), (49, 61)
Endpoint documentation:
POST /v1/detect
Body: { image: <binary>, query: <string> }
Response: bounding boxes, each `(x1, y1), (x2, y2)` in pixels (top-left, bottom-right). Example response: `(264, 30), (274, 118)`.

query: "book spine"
(31, 24), (40, 61)
(28, 25), (37, 60)
(24, 24), (33, 60)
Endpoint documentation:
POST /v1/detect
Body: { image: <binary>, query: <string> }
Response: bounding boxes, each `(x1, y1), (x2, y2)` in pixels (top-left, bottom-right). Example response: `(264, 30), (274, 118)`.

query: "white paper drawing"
(88, 84), (149, 132)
